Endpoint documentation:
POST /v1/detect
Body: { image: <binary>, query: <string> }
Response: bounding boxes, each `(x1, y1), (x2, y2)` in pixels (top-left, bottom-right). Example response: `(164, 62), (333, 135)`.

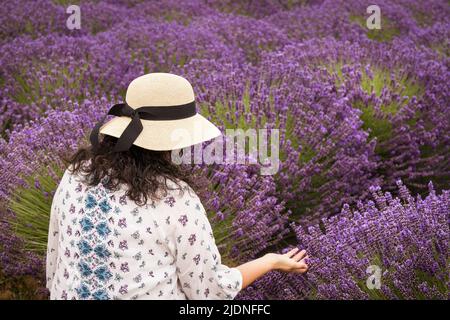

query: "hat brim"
(99, 114), (221, 151)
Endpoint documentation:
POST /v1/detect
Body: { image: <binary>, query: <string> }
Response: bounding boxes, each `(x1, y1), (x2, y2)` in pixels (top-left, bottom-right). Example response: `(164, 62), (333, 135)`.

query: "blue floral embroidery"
(74, 187), (115, 298)
(78, 262), (93, 277)
(98, 199), (112, 213)
(85, 193), (97, 209)
(95, 222), (111, 237)
(77, 240), (93, 256)
(94, 244), (111, 260)
(94, 266), (113, 282)
(92, 289), (109, 300)
(79, 217), (94, 232)
(76, 284), (91, 299)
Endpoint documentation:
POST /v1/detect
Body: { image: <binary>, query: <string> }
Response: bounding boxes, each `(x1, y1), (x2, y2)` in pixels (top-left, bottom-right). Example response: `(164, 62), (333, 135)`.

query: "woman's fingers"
(281, 248), (309, 273)
(299, 255), (309, 263)
(284, 247), (299, 257)
(292, 250), (306, 262)
(291, 255), (309, 273)
(295, 260), (307, 268)
(293, 267), (308, 274)
(274, 253), (309, 273)
(293, 262), (308, 273)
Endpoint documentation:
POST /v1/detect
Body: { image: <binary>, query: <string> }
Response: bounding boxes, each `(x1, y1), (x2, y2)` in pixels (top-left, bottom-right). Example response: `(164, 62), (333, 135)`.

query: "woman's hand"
(236, 248), (309, 290)
(265, 248), (309, 273)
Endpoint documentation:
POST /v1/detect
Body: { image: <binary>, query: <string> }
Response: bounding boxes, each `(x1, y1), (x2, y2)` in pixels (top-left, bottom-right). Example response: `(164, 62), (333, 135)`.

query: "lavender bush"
(238, 182), (449, 300)
(0, 0), (448, 299)
(184, 58), (380, 221)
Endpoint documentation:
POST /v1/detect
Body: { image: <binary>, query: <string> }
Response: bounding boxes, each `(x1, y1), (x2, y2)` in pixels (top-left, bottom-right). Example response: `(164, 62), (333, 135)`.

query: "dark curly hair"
(66, 135), (201, 206)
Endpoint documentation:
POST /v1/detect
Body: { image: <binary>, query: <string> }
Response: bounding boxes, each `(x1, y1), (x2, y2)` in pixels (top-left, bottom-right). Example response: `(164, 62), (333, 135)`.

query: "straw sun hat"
(90, 73), (221, 152)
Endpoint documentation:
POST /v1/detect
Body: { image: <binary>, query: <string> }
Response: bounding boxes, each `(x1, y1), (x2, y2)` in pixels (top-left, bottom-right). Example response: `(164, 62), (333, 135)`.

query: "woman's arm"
(236, 248), (308, 289)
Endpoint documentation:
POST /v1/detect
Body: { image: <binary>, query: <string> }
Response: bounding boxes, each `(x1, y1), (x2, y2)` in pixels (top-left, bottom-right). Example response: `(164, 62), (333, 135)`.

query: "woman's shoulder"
(158, 179), (208, 232)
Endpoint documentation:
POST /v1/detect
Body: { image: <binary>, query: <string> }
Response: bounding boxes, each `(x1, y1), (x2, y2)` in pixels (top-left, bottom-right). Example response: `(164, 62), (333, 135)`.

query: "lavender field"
(0, 0), (449, 299)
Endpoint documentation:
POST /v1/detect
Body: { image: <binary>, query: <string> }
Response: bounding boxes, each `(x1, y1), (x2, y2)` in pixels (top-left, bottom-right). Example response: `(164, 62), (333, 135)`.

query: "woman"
(46, 73), (308, 300)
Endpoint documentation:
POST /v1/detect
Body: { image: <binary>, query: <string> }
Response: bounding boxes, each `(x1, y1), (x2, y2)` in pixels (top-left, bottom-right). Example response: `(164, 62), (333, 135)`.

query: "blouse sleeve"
(46, 194), (59, 290)
(167, 188), (243, 300)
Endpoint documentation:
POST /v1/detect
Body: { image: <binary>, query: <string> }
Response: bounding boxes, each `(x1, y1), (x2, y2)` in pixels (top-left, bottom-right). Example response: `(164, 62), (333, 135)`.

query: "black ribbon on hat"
(90, 101), (196, 152)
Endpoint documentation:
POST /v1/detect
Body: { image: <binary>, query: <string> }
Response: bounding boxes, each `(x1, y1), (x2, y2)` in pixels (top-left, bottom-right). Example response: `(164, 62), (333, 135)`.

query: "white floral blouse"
(46, 168), (242, 300)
